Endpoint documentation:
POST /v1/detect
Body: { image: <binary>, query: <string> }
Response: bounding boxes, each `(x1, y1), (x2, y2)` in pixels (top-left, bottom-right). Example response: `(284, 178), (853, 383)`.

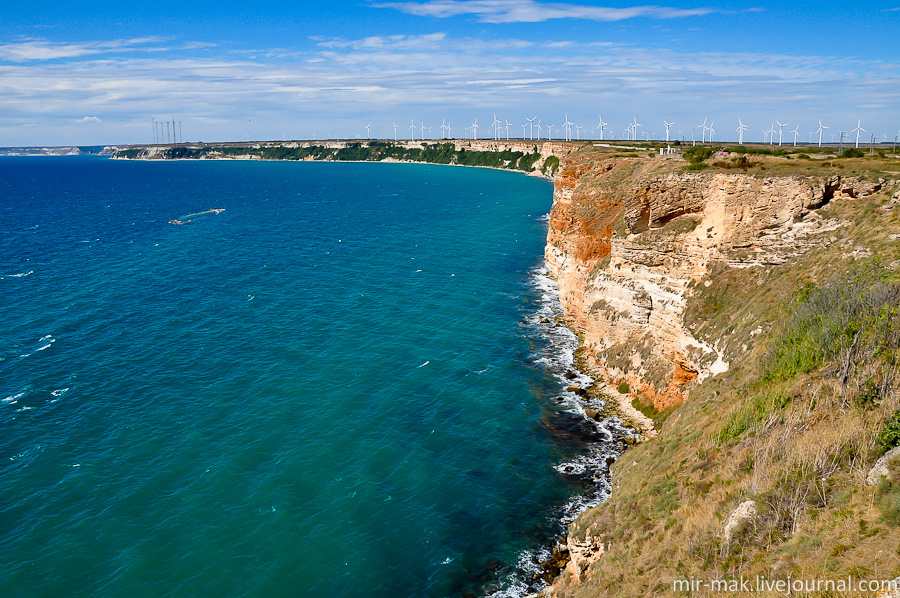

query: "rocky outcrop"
(546, 155), (878, 410)
(721, 500), (757, 547)
(867, 447), (900, 486)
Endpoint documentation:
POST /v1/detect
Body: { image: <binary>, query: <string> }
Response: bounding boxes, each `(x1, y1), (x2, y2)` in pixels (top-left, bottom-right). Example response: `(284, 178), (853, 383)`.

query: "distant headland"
(109, 138), (576, 178)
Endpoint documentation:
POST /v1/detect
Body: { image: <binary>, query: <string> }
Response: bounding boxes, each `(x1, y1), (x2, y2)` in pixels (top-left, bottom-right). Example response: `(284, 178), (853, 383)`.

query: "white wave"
(417, 360), (430, 368)
(50, 388), (70, 402)
(3, 392), (24, 404)
(482, 262), (635, 598)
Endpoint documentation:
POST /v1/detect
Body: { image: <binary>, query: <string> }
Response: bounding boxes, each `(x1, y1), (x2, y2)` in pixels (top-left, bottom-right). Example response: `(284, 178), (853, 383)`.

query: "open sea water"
(0, 157), (625, 597)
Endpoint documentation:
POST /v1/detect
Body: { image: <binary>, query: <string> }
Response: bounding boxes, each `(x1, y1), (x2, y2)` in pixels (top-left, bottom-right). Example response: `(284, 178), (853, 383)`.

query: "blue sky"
(1, 1), (898, 145)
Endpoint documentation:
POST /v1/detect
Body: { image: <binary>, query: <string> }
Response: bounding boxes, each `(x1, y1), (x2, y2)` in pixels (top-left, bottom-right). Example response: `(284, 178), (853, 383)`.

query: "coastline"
(114, 154), (557, 182)
(109, 138), (574, 181)
(480, 267), (646, 597)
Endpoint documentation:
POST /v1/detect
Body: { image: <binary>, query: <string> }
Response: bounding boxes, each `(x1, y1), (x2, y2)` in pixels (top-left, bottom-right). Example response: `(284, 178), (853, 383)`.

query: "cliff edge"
(539, 146), (900, 597)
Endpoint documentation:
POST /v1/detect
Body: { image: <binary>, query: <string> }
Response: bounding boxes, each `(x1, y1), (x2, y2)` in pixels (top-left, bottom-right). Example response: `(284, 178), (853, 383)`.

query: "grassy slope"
(554, 152), (900, 596)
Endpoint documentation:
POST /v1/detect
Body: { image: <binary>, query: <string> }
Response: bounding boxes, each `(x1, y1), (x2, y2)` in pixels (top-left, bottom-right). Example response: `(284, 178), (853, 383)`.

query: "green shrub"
(854, 378), (881, 410)
(875, 478), (900, 525)
(682, 145), (714, 163)
(840, 148), (865, 158)
(617, 382), (630, 394)
(878, 411), (900, 453)
(763, 260), (900, 383)
(543, 155), (560, 176)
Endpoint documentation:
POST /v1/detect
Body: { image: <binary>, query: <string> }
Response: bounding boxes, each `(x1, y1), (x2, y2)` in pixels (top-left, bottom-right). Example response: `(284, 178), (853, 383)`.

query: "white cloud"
(0, 31), (897, 145)
(0, 37), (182, 62)
(373, 0), (716, 23)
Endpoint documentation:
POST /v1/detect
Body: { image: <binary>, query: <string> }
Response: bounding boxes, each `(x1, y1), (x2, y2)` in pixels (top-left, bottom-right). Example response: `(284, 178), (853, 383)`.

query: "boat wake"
(168, 208), (225, 225)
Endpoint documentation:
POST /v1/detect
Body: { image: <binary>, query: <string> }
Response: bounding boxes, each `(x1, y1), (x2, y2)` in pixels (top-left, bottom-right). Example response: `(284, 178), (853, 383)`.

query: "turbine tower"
(366, 123), (371, 139)
(597, 115), (607, 140)
(708, 122), (715, 143)
(492, 114), (502, 140)
(790, 125), (801, 146)
(663, 120), (675, 142)
(409, 118), (416, 141)
(736, 118), (749, 145)
(697, 117), (708, 143)
(631, 117), (642, 141)
(393, 123), (398, 141)
(526, 116), (537, 140)
(505, 119), (512, 140)
(563, 114), (574, 141)
(471, 118), (479, 140)
(775, 121), (788, 146)
(851, 119), (865, 148)
(545, 123), (554, 141)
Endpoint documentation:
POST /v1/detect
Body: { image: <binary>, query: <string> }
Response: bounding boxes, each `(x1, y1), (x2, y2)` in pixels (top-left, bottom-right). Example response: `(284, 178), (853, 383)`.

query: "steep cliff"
(539, 148), (900, 597)
(546, 153), (886, 411)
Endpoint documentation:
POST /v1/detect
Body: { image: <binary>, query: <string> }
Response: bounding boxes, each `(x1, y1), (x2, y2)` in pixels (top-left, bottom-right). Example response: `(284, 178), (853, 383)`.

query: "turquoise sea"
(0, 157), (625, 597)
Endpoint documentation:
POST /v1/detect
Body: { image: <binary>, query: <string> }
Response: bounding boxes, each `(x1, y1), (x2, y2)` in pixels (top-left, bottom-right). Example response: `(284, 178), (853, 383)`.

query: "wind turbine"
(663, 120), (675, 142)
(536, 119), (543, 139)
(631, 117), (641, 141)
(393, 123), (398, 141)
(775, 121), (788, 146)
(521, 123), (527, 139)
(365, 123), (371, 139)
(736, 118), (749, 145)
(526, 116), (537, 140)
(697, 117), (708, 143)
(790, 125), (800, 146)
(410, 119), (416, 141)
(598, 115), (607, 140)
(563, 114), (574, 141)
(545, 123), (554, 141)
(814, 119), (828, 147)
(851, 119), (865, 148)
(440, 119), (448, 139)
(492, 114), (502, 140)
(708, 122), (715, 143)
(505, 119), (512, 140)
(471, 118), (479, 140)
(420, 122), (426, 139)
(767, 123), (776, 145)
